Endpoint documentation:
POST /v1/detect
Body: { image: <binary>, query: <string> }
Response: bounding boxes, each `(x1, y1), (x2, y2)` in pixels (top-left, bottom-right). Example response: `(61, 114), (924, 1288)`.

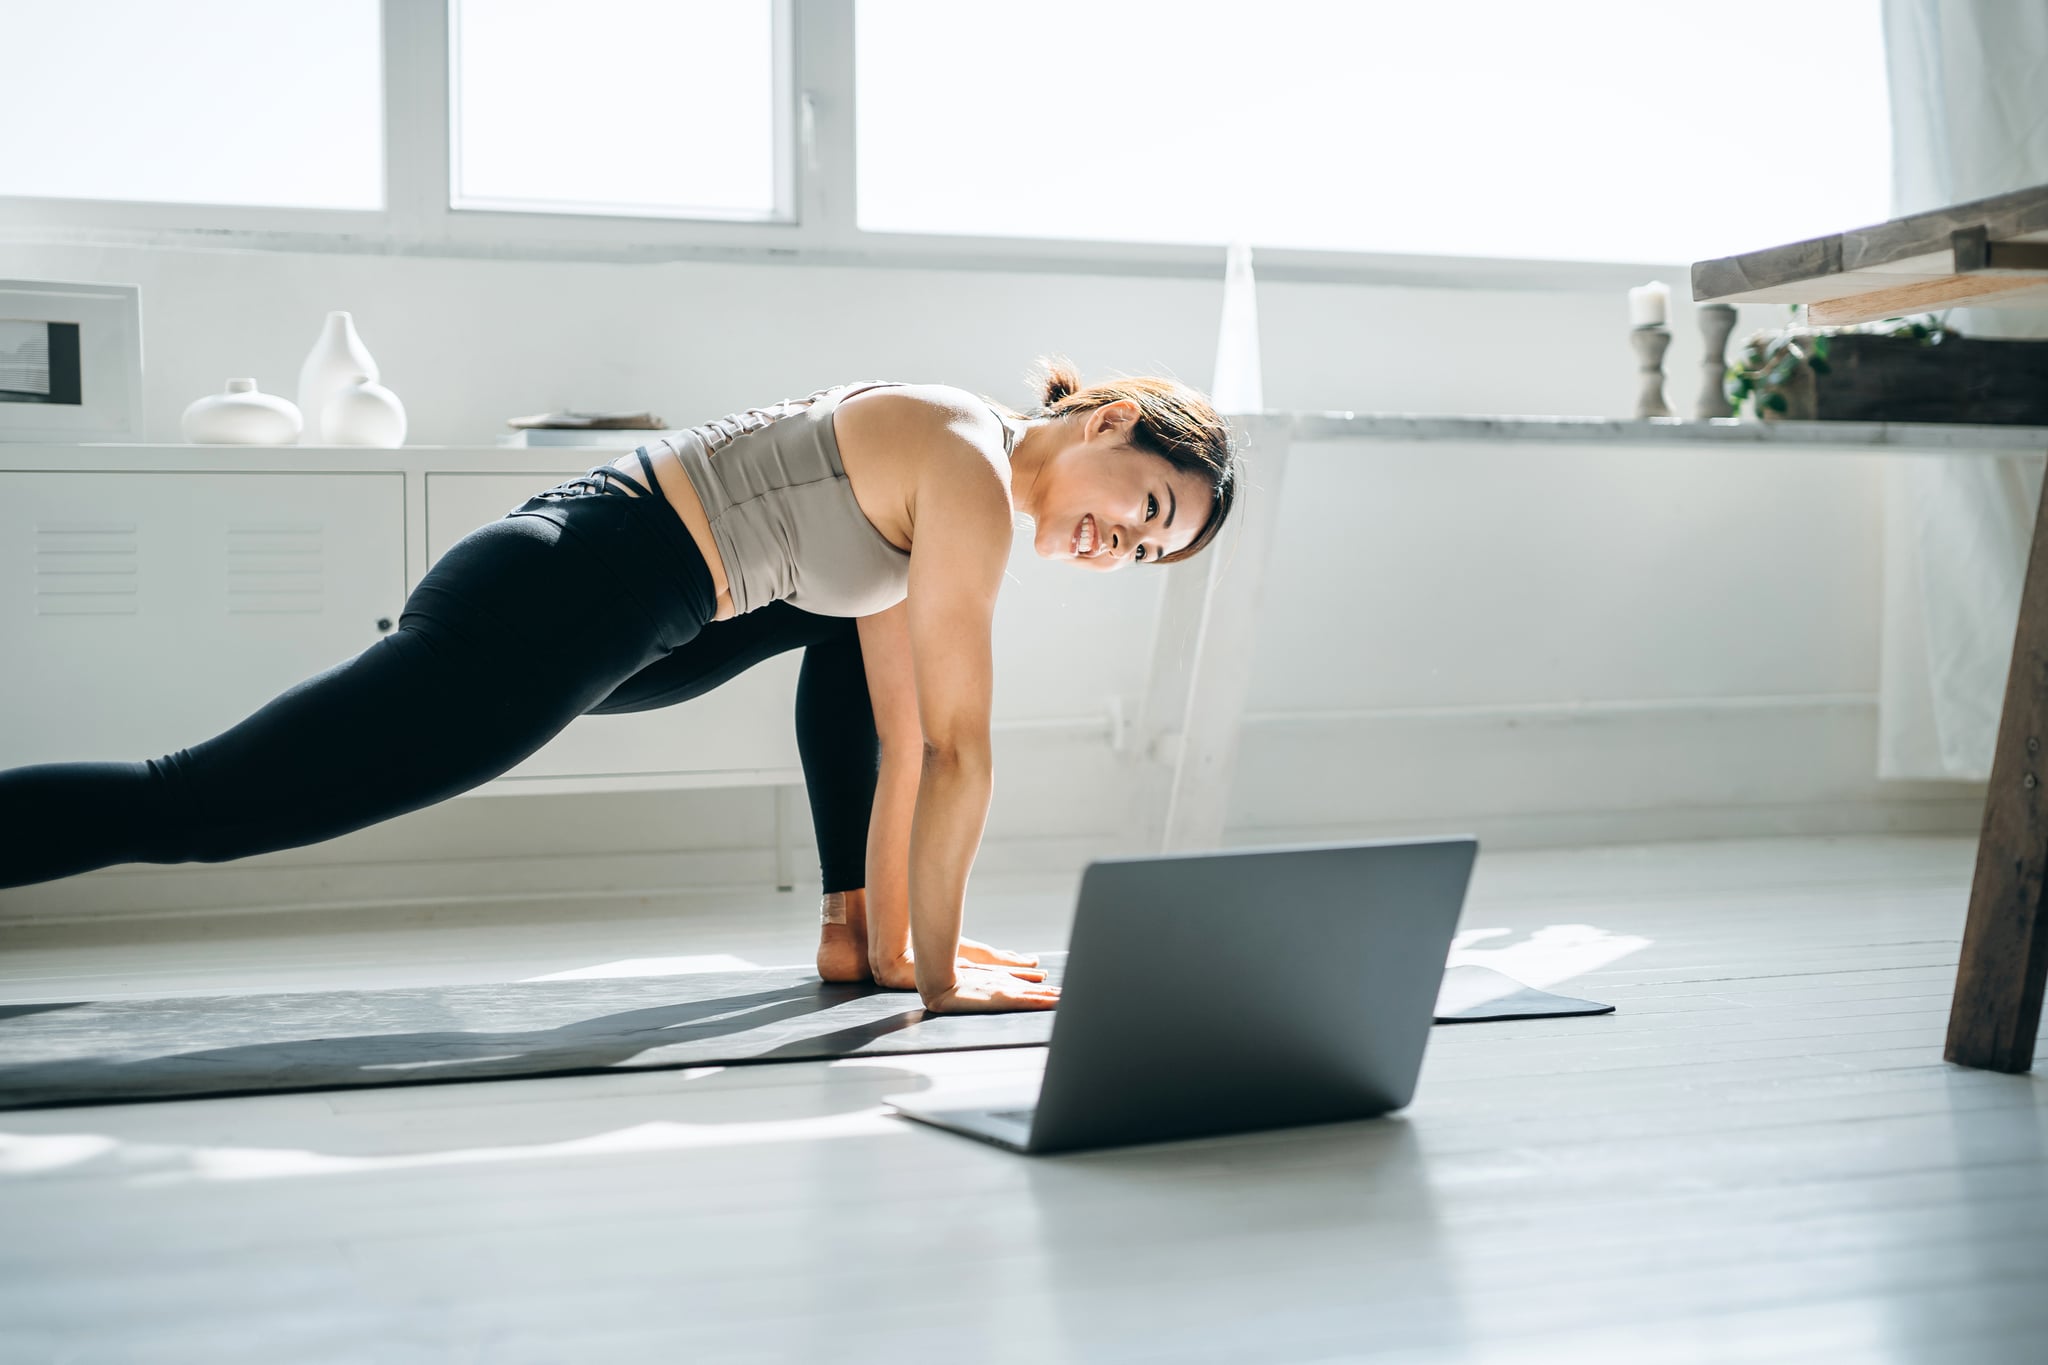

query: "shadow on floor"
(0, 979), (947, 1110)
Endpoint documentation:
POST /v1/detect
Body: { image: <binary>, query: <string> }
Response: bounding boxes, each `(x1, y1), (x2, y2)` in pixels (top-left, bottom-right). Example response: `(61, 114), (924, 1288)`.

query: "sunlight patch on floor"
(0, 1110), (908, 1185)
(0, 1131), (118, 1175)
(522, 953), (760, 981)
(1448, 923), (1651, 988)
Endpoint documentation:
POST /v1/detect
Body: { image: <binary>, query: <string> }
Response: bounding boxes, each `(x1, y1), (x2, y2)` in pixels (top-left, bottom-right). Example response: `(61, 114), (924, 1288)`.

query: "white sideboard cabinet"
(2, 468), (405, 767)
(0, 447), (803, 797)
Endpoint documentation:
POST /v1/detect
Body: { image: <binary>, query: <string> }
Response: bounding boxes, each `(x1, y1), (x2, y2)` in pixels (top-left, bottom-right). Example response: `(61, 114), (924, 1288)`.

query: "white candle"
(1629, 281), (1670, 328)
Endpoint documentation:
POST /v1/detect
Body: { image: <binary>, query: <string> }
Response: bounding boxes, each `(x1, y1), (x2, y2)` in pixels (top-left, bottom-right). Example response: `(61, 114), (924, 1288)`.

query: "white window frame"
(0, 0), (1670, 292)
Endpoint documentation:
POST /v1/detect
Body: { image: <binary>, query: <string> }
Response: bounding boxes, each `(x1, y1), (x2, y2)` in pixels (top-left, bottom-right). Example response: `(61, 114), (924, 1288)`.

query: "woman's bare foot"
(816, 888), (871, 983)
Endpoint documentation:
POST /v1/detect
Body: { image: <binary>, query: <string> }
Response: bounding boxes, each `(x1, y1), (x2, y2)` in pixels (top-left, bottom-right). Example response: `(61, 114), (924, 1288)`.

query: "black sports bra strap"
(633, 446), (662, 494)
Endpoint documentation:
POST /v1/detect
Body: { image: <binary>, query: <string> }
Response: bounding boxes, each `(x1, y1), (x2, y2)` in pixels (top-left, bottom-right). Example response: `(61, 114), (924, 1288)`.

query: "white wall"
(0, 240), (1983, 917)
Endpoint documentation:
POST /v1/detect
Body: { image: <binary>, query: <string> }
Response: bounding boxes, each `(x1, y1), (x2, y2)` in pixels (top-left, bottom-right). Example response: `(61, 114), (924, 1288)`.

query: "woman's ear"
(1089, 398), (1142, 442)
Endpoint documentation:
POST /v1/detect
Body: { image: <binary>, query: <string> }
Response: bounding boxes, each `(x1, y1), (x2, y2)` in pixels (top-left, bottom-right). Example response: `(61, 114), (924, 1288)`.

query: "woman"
(0, 360), (1241, 1015)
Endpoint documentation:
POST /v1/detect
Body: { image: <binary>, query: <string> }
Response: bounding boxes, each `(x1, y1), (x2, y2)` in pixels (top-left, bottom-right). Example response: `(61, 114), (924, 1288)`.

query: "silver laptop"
(887, 835), (1478, 1155)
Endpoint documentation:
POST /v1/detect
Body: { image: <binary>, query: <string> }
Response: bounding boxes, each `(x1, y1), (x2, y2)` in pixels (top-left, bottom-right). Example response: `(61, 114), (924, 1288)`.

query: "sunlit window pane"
(0, 0), (382, 210)
(451, 0), (778, 219)
(856, 0), (1891, 264)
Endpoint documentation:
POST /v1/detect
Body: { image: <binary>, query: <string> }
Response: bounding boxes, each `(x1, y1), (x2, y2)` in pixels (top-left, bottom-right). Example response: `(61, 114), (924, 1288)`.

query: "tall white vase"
(1210, 241), (1264, 415)
(296, 310), (380, 444)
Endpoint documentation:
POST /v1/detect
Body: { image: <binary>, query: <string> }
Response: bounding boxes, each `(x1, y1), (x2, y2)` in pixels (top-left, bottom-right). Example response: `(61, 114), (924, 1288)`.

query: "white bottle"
(323, 378), (408, 447)
(296, 311), (380, 444)
(180, 379), (303, 445)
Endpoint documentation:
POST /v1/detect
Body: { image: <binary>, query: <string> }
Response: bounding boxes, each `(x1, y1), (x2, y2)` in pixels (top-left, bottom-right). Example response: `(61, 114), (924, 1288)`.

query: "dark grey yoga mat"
(0, 956), (1610, 1111)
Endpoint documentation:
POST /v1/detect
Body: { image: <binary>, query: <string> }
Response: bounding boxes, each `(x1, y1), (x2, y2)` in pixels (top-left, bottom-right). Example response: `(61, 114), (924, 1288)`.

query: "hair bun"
(1033, 356), (1084, 411)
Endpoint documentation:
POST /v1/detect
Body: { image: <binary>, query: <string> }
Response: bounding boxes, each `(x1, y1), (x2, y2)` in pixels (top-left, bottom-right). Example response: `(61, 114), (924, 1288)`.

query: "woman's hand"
(920, 964), (1060, 1014)
(956, 936), (1039, 971)
(871, 952), (1048, 993)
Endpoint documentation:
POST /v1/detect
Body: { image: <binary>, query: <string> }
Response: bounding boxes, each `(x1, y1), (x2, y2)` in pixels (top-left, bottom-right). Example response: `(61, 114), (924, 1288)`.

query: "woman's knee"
(590, 601), (850, 715)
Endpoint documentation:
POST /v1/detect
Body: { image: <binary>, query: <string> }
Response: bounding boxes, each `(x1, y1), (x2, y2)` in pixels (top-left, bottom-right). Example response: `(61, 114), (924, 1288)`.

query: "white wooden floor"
(1, 834), (2044, 1365)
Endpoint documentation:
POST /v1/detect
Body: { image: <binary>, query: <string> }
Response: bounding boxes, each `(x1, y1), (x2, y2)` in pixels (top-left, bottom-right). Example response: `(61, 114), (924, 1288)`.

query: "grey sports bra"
(655, 381), (1014, 618)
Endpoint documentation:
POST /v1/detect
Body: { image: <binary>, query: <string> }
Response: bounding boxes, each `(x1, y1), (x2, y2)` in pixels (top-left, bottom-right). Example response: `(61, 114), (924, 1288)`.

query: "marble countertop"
(1274, 412), (2048, 452)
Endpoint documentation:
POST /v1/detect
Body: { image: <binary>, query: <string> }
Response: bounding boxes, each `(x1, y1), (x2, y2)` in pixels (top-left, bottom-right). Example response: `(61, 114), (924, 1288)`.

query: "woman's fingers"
(959, 988), (1058, 1013)
(953, 957), (1046, 983)
(956, 936), (1042, 968)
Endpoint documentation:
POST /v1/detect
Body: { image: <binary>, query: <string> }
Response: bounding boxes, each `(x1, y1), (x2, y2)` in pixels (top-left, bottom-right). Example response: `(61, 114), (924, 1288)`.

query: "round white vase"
(323, 379), (407, 447)
(296, 310), (380, 444)
(181, 379), (303, 445)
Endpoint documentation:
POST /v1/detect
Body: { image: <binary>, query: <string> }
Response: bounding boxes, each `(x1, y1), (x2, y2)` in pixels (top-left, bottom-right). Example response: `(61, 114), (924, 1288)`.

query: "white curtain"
(1877, 0), (2048, 780)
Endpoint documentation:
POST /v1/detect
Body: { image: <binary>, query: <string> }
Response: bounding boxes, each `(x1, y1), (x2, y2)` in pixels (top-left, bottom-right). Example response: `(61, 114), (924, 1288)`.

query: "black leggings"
(0, 456), (879, 892)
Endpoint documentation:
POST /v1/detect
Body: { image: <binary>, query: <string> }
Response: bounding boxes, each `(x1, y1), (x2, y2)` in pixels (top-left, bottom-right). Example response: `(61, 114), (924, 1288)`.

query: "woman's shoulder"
(841, 382), (1008, 460)
(833, 382), (1014, 547)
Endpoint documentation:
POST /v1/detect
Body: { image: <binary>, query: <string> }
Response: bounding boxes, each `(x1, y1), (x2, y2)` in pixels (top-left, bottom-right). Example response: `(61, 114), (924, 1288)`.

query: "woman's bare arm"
(854, 602), (919, 977)
(859, 599), (1050, 990)
(897, 431), (1056, 1013)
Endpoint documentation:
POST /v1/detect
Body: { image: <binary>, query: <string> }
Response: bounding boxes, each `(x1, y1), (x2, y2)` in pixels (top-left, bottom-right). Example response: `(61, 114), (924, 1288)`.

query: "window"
(449, 0), (781, 220)
(854, 0), (1893, 264)
(3, 0), (1897, 277)
(0, 0), (382, 211)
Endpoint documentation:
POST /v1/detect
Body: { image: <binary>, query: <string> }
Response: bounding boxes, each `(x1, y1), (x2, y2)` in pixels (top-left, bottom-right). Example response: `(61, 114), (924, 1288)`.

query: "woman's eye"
(1146, 494), (1158, 520)
(1136, 545), (1148, 562)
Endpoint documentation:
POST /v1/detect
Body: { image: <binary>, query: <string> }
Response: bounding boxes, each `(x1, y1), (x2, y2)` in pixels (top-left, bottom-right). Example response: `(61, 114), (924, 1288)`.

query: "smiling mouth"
(1072, 514), (1100, 557)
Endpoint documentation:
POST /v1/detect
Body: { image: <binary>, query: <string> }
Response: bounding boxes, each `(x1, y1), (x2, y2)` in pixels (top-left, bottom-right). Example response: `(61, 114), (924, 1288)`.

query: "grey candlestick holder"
(1630, 324), (1672, 419)
(1695, 304), (1737, 419)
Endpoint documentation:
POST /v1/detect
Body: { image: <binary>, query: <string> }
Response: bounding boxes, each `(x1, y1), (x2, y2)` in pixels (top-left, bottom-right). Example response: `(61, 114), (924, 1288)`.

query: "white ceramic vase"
(323, 378), (407, 447)
(181, 378), (303, 445)
(296, 310), (381, 444)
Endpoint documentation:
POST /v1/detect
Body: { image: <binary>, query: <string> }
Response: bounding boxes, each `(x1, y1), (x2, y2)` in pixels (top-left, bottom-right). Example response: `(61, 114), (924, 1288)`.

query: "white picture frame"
(0, 279), (144, 443)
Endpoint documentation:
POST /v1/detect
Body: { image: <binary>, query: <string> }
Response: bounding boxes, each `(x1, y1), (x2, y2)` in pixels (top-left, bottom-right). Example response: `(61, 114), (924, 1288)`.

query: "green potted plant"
(1726, 313), (1957, 421)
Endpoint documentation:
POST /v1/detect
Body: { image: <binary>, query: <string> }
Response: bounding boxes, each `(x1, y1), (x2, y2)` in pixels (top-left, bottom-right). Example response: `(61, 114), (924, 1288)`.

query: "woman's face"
(1028, 401), (1215, 571)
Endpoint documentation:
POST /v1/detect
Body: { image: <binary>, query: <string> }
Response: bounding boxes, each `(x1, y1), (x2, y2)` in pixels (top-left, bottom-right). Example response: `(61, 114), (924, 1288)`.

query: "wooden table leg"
(1945, 452), (2048, 1072)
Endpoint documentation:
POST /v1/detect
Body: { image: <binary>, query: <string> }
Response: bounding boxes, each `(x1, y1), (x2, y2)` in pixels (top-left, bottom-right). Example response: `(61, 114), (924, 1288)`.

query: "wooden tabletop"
(1692, 182), (2048, 324)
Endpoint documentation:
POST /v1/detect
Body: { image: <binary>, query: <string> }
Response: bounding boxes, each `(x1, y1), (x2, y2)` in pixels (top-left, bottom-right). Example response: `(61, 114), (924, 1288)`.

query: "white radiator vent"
(34, 521), (139, 616)
(226, 522), (324, 615)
